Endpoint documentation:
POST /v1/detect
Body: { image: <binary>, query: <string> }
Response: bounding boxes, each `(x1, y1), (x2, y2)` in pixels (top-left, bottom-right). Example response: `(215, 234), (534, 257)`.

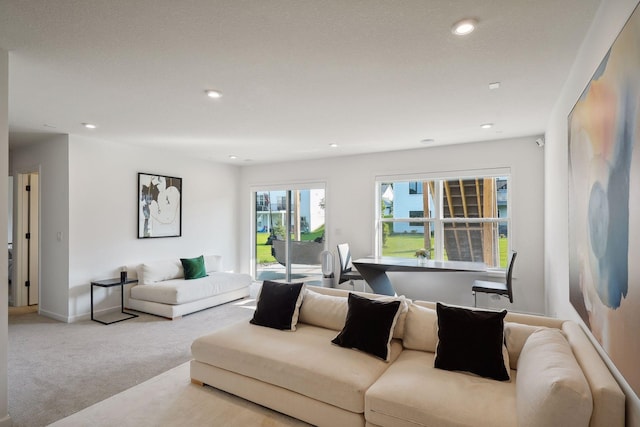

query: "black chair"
(472, 251), (517, 307)
(337, 243), (363, 289)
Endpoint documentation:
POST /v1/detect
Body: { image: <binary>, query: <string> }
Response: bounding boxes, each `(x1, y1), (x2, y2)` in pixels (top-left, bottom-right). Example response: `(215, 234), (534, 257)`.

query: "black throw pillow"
(331, 293), (401, 361)
(434, 302), (510, 381)
(250, 281), (305, 331)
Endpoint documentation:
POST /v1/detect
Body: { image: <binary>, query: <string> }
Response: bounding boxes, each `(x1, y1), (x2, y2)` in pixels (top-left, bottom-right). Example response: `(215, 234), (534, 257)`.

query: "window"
(253, 185), (326, 283)
(408, 182), (423, 194)
(376, 172), (510, 269)
(409, 210), (424, 227)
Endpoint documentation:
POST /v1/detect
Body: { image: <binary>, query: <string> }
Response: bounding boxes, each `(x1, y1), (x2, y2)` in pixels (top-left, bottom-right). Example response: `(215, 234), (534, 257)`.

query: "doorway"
(254, 185), (326, 284)
(11, 172), (39, 307)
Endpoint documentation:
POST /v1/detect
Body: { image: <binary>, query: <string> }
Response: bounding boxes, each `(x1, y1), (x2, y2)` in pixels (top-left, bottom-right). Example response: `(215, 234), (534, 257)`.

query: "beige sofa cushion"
(298, 288), (347, 331)
(299, 288), (410, 339)
(561, 321), (625, 427)
(402, 303), (438, 352)
(366, 349), (517, 427)
(191, 321), (403, 413)
(504, 322), (546, 369)
(516, 328), (593, 427)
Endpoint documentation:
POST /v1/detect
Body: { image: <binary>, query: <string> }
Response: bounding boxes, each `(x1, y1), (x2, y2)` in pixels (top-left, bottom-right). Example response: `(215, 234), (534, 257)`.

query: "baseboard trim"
(0, 413), (12, 427)
(38, 308), (70, 323)
(37, 307), (121, 324)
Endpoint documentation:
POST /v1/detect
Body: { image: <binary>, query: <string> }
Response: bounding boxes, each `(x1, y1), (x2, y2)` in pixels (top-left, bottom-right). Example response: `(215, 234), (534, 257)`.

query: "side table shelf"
(91, 278), (139, 325)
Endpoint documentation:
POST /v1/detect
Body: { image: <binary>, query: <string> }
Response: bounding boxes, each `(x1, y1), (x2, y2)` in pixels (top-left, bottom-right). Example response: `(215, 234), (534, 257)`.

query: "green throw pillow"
(180, 255), (207, 280)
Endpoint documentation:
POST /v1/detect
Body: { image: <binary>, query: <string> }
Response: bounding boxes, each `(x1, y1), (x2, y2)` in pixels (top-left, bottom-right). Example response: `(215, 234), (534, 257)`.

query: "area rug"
(49, 362), (309, 427)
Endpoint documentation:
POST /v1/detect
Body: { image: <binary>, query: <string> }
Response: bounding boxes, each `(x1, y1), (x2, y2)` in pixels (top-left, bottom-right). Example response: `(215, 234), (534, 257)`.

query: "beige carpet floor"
(8, 297), (260, 426)
(49, 362), (310, 427)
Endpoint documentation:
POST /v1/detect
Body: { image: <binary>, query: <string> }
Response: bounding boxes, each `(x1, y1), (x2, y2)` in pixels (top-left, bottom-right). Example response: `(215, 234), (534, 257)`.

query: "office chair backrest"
(337, 243), (353, 273)
(505, 251), (517, 303)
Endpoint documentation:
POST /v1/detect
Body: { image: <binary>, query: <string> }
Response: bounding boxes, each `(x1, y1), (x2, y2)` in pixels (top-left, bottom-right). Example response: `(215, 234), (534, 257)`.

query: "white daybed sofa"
(124, 255), (251, 319)
(190, 285), (625, 427)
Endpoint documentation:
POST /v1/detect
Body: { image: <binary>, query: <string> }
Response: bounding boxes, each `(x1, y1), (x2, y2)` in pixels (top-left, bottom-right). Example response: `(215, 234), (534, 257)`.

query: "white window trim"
(249, 182), (328, 279)
(375, 169), (511, 268)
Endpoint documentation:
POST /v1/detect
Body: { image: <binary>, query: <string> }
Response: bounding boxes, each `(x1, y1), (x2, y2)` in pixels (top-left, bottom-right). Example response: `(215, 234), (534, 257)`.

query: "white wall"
(6, 176), (10, 244)
(239, 136), (545, 314)
(8, 134), (242, 322)
(0, 48), (11, 427)
(67, 135), (241, 321)
(10, 135), (71, 321)
(546, 0), (640, 424)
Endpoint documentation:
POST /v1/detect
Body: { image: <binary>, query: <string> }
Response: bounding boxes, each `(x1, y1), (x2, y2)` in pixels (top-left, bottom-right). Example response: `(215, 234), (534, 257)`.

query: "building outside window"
(408, 181), (423, 194)
(377, 171), (510, 269)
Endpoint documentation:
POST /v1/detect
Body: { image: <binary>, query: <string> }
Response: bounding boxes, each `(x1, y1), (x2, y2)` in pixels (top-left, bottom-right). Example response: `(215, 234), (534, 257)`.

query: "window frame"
(375, 168), (511, 269)
(250, 181), (327, 280)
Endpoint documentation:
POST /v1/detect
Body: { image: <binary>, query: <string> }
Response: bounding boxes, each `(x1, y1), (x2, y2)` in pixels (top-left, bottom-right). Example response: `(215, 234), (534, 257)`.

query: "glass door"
(254, 185), (326, 283)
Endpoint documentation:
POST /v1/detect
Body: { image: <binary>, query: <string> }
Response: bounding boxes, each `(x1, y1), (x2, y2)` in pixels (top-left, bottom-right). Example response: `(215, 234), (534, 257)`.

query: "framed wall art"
(138, 173), (182, 238)
(568, 2), (640, 397)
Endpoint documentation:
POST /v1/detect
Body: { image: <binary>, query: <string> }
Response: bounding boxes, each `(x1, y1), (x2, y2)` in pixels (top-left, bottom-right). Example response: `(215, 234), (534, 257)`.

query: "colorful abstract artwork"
(568, 3), (640, 397)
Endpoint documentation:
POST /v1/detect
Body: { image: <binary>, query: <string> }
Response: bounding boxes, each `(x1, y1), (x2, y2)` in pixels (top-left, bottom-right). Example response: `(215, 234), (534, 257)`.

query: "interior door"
(27, 173), (39, 305)
(15, 172), (39, 307)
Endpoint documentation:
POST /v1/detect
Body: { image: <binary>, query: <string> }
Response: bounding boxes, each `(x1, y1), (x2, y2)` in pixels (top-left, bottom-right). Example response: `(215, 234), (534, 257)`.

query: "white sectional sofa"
(124, 255), (251, 319)
(190, 285), (625, 427)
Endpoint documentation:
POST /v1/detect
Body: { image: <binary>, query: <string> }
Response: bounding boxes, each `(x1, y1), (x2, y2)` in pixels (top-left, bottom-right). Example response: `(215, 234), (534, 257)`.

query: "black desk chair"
(337, 243), (363, 289)
(472, 251), (517, 307)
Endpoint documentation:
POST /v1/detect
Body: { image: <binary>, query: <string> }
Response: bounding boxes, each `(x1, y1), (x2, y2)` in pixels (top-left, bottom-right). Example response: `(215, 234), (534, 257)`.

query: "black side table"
(90, 278), (139, 325)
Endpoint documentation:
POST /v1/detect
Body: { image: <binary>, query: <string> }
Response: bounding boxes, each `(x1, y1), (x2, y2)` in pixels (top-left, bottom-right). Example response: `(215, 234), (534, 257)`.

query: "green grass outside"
(256, 226), (325, 264)
(257, 226), (508, 267)
(382, 233), (509, 268)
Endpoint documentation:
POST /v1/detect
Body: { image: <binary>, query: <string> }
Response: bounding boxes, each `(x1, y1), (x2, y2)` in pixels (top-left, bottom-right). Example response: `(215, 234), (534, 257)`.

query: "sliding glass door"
(254, 184), (326, 283)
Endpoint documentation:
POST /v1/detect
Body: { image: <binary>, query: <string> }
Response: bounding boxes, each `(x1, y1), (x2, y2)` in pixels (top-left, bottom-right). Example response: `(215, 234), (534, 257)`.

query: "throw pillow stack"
(250, 283), (511, 379)
(250, 283), (404, 361)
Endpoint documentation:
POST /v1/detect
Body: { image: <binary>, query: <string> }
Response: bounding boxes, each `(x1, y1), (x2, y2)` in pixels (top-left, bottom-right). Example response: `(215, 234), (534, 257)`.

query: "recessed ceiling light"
(329, 143), (339, 148)
(420, 139), (435, 144)
(480, 123), (493, 129)
(488, 82), (500, 90)
(82, 123), (96, 129)
(228, 155), (238, 160)
(452, 19), (477, 36)
(205, 90), (222, 99)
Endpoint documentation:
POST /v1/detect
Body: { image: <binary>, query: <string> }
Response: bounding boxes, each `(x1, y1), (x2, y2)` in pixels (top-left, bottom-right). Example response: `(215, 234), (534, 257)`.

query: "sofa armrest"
(562, 321), (625, 427)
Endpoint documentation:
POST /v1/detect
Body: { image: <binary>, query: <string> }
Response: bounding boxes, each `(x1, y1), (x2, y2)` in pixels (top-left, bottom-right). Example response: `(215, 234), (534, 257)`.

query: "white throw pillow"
(516, 329), (593, 427)
(204, 255), (223, 273)
(402, 303), (438, 352)
(138, 259), (183, 285)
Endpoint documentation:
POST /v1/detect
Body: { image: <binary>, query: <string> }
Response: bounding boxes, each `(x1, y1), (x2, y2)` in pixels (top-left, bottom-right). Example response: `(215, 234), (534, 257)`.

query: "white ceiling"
(0, 0), (600, 165)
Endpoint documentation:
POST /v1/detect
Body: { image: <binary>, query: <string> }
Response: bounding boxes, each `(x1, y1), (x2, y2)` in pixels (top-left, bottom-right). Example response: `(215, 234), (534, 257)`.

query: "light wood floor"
(8, 305), (38, 315)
